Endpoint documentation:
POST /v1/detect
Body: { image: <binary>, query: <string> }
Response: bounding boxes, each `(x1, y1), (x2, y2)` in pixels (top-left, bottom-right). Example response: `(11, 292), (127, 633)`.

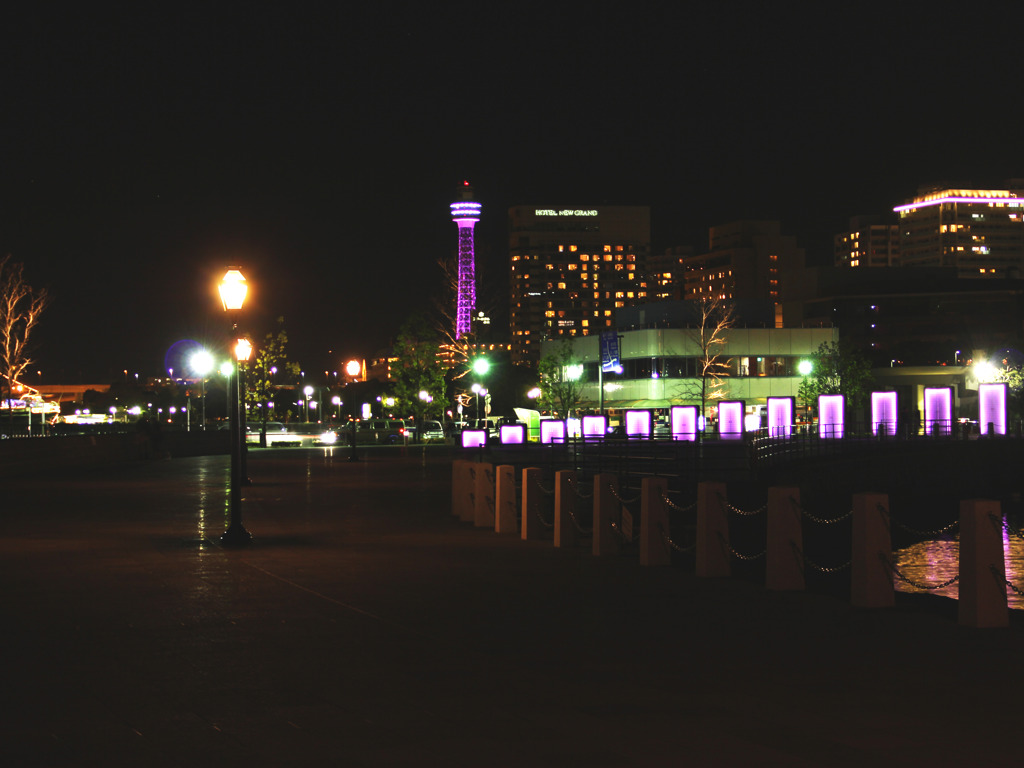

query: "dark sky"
(2, 3), (1022, 383)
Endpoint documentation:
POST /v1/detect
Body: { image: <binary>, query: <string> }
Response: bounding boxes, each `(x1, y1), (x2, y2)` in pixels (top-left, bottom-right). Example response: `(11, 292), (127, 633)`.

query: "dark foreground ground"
(2, 447), (1022, 767)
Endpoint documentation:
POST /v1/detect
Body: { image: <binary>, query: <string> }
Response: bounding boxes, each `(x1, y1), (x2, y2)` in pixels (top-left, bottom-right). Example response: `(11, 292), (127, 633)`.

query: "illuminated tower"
(450, 181), (481, 339)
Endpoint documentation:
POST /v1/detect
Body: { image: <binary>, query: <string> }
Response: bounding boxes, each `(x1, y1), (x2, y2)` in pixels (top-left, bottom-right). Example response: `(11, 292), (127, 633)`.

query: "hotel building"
(894, 185), (1024, 277)
(681, 220), (804, 327)
(834, 215), (900, 268)
(508, 205), (651, 364)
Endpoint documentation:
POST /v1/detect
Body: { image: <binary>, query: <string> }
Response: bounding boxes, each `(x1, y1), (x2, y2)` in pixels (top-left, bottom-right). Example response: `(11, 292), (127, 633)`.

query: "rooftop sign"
(535, 209), (599, 217)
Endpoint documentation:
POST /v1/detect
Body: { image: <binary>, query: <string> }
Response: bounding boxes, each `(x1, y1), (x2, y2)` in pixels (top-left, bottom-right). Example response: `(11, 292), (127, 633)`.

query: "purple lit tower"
(450, 181), (481, 339)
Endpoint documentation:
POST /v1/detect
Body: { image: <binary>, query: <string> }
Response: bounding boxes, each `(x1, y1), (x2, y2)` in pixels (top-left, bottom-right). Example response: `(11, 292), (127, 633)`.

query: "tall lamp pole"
(219, 268), (252, 546)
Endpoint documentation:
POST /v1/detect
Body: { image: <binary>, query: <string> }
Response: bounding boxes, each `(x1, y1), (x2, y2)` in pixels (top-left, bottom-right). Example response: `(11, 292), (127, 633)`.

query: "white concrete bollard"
(495, 465), (517, 534)
(958, 499), (1008, 628)
(592, 473), (622, 557)
(640, 477), (671, 566)
(851, 492), (893, 608)
(459, 461), (478, 523)
(696, 481), (730, 578)
(521, 467), (546, 541)
(554, 470), (577, 548)
(474, 462), (495, 528)
(766, 486), (805, 591)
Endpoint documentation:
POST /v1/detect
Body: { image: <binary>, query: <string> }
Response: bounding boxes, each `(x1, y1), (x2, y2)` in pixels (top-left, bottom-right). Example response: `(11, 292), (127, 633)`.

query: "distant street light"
(218, 267), (251, 546)
(190, 349), (214, 430)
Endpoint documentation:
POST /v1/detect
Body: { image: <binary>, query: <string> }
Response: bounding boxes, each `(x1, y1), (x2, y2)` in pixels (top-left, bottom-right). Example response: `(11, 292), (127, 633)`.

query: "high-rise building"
(682, 221), (804, 322)
(508, 205), (651, 364)
(834, 215), (900, 268)
(450, 181), (481, 339)
(894, 184), (1024, 277)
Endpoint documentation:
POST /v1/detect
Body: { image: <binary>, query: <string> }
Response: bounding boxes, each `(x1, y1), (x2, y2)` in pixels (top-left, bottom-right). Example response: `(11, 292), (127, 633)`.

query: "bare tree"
(676, 297), (736, 419)
(0, 255), (49, 418)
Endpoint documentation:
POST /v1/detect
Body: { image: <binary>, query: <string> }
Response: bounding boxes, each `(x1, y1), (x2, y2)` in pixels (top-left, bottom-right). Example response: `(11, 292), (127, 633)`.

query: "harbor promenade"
(2, 447), (1022, 766)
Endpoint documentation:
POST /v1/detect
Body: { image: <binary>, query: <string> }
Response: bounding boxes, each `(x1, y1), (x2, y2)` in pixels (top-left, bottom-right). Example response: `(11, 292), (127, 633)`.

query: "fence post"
(640, 476), (671, 566)
(473, 462), (494, 528)
(958, 499), (1008, 628)
(767, 486), (804, 591)
(554, 470), (577, 548)
(521, 467), (545, 541)
(495, 465), (517, 534)
(696, 480), (730, 577)
(851, 493), (893, 608)
(592, 473), (621, 557)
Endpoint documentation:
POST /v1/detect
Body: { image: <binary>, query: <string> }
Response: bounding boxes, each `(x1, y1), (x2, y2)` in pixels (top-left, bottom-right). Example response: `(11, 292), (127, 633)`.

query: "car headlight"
(320, 431), (338, 444)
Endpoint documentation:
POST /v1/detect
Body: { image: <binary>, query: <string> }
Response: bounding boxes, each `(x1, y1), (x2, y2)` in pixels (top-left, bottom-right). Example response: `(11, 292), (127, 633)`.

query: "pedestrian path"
(1, 451), (1021, 766)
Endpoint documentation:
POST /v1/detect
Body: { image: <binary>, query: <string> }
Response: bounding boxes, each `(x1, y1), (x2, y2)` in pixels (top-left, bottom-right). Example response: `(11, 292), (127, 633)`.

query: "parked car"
(415, 420), (445, 442)
(355, 419), (409, 444)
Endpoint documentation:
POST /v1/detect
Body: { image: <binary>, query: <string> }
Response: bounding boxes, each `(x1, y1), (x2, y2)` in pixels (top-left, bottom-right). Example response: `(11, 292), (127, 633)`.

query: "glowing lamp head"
(565, 363), (584, 381)
(472, 357), (490, 376)
(234, 338), (253, 362)
(190, 350), (214, 377)
(973, 360), (999, 383)
(219, 268), (248, 311)
(797, 360), (813, 376)
(345, 359), (361, 378)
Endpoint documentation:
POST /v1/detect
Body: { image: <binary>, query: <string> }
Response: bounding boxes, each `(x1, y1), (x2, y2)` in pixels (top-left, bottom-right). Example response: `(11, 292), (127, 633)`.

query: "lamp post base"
(220, 523), (253, 546)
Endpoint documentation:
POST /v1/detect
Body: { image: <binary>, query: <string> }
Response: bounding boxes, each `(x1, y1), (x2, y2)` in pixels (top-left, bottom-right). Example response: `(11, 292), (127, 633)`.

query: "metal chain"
(1003, 518), (1024, 541)
(610, 520), (639, 544)
(532, 500), (554, 529)
(791, 542), (850, 574)
(718, 531), (764, 560)
(717, 492), (765, 517)
(608, 483), (640, 506)
(567, 475), (593, 500)
(661, 491), (696, 513)
(661, 524), (696, 553)
(792, 498), (853, 525)
(994, 566), (1024, 596)
(534, 477), (555, 496)
(890, 518), (959, 537)
(566, 505), (593, 535)
(883, 554), (959, 590)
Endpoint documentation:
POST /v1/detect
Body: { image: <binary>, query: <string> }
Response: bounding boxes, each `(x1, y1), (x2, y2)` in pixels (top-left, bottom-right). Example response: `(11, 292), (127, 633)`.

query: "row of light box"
(460, 383), (1009, 448)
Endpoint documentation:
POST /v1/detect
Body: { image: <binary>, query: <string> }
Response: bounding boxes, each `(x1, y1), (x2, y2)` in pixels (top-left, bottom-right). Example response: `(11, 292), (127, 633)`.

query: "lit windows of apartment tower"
(834, 215), (900, 268)
(894, 184), (1024, 277)
(681, 221), (804, 322)
(508, 205), (651, 364)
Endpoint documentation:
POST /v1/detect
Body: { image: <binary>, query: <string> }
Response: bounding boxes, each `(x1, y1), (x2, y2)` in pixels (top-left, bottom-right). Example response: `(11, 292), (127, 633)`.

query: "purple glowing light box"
(540, 420), (566, 445)
(923, 387), (952, 436)
(818, 394), (844, 439)
(767, 397), (793, 438)
(670, 405), (698, 441)
(979, 382), (1007, 435)
(500, 424), (526, 444)
(719, 401), (744, 439)
(871, 391), (898, 436)
(582, 415), (607, 438)
(461, 429), (487, 449)
(625, 410), (651, 437)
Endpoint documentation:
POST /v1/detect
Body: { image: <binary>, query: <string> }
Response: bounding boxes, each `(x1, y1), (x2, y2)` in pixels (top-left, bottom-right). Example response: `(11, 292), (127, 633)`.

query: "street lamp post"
(236, 337), (253, 487)
(190, 349), (214, 430)
(218, 268), (252, 546)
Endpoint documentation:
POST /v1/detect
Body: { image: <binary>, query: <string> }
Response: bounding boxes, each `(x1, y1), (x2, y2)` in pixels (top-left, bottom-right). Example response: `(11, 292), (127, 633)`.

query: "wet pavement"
(2, 446), (1023, 766)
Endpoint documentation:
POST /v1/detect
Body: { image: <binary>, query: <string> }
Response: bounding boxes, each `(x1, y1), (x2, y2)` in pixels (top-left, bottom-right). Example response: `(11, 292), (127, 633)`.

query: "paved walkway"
(2, 448), (1021, 767)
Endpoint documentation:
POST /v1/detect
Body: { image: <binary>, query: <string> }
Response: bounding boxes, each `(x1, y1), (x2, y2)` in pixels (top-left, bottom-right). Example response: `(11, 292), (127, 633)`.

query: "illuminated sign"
(979, 382), (1007, 435)
(625, 410), (651, 437)
(871, 391), (898, 436)
(719, 401), (744, 439)
(767, 397), (793, 438)
(534, 209), (599, 217)
(670, 405), (698, 442)
(819, 395), (844, 439)
(924, 387), (952, 436)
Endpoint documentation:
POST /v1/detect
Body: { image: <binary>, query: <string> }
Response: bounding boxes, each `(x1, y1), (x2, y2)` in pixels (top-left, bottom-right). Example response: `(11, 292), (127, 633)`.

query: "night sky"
(2, 3), (1021, 383)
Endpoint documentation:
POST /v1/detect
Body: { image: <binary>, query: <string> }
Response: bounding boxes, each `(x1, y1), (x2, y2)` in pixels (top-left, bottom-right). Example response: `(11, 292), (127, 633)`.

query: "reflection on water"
(893, 517), (1024, 608)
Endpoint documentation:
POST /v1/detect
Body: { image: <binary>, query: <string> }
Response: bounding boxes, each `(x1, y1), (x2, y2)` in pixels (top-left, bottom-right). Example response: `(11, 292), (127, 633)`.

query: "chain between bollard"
(994, 565), (1024, 596)
(610, 520), (639, 544)
(567, 505), (593, 535)
(1002, 517), (1024, 541)
(890, 517), (959, 537)
(661, 522), (695, 553)
(791, 497), (852, 525)
(566, 475), (593, 500)
(718, 492), (765, 517)
(534, 476), (555, 496)
(609, 483), (640, 507)
(882, 553), (959, 589)
(791, 542), (850, 573)
(532, 499), (554, 529)
(661, 491), (696, 513)
(718, 531), (764, 560)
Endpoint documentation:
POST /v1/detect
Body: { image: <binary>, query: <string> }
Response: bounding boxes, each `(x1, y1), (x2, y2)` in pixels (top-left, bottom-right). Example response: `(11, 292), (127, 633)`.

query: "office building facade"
(834, 215), (900, 268)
